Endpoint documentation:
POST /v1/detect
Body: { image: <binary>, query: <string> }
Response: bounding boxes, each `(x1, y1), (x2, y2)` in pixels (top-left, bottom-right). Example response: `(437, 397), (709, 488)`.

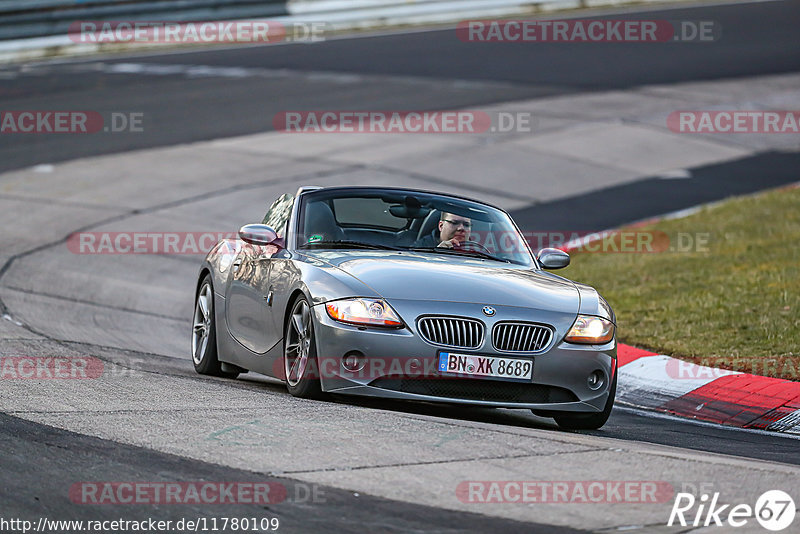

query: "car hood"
(306, 251), (579, 313)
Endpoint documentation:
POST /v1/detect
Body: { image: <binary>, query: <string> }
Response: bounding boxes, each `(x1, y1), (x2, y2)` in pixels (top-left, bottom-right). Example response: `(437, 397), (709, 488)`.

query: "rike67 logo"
(668, 490), (796, 531)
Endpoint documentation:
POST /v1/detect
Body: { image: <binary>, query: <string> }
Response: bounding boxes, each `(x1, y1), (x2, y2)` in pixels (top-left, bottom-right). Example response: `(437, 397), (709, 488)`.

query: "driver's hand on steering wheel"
(437, 238), (462, 249)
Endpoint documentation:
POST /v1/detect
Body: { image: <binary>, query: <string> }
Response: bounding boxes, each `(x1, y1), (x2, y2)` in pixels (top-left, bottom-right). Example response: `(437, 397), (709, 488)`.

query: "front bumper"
(311, 301), (616, 413)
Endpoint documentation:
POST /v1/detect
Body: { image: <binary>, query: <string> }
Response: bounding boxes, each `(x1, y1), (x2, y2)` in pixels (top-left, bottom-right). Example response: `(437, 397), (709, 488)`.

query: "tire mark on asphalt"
(1, 336), (618, 453)
(0, 164), (364, 321)
(0, 193), (121, 211)
(273, 449), (602, 476)
(369, 164), (541, 203)
(1, 286), (185, 321)
(207, 147), (544, 203)
(12, 60), (531, 91)
(1, 412), (581, 534)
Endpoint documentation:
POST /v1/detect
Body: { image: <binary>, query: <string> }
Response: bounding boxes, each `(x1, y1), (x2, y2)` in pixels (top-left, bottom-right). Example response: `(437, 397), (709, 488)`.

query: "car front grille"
(417, 316), (484, 349)
(492, 322), (553, 353)
(370, 377), (578, 404)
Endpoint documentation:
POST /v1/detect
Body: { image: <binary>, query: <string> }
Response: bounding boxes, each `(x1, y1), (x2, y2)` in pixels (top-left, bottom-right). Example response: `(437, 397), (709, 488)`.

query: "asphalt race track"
(2, 413), (575, 534)
(1, 0), (800, 173)
(1, 1), (799, 532)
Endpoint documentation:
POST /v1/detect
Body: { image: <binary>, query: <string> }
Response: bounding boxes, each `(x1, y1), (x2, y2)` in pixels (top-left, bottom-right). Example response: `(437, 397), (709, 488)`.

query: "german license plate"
(438, 352), (532, 380)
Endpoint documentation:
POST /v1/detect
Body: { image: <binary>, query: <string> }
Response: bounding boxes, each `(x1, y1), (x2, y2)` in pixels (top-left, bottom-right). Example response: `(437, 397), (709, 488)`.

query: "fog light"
(341, 352), (366, 372)
(587, 370), (605, 390)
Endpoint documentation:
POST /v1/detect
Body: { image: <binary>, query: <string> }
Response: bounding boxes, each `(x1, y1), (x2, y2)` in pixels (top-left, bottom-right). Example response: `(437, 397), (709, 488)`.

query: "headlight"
(564, 315), (615, 344)
(325, 298), (403, 328)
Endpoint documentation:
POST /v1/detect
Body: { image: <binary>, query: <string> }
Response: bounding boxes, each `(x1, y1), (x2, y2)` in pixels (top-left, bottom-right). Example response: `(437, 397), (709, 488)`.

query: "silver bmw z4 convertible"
(192, 186), (617, 430)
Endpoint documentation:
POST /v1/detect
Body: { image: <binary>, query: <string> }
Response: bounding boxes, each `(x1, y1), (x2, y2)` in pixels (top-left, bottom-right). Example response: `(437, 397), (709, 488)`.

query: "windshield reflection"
(295, 188), (534, 266)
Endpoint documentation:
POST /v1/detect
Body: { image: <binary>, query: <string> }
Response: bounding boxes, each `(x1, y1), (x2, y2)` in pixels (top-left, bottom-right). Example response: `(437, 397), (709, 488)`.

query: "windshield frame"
(291, 186), (538, 268)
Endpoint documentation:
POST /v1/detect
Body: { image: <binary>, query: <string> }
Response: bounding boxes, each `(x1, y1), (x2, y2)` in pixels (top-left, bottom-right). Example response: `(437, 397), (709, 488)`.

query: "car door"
(225, 193), (294, 354)
(225, 244), (273, 353)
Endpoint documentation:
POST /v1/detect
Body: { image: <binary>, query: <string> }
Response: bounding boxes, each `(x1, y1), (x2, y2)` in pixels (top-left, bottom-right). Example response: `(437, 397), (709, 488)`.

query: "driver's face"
(439, 213), (472, 242)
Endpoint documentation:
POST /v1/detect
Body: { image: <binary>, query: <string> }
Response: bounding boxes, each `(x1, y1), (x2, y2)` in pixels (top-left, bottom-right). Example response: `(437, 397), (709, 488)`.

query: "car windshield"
(295, 188), (534, 266)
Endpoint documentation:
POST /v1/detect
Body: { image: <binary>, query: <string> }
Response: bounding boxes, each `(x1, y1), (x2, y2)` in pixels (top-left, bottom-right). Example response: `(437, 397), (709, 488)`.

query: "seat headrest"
(305, 201), (344, 242)
(416, 209), (441, 241)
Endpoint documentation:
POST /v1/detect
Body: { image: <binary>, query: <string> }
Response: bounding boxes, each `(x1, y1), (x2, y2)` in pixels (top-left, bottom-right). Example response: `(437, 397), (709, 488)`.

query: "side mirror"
(537, 248), (570, 269)
(238, 224), (278, 246)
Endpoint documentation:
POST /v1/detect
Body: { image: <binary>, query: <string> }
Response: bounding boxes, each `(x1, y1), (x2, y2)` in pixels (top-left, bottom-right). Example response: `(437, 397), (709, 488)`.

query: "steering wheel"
(455, 240), (493, 255)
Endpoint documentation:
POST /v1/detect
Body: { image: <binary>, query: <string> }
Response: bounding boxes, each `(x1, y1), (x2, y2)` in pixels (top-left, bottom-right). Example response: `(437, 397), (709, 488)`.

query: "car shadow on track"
(232, 372), (610, 434)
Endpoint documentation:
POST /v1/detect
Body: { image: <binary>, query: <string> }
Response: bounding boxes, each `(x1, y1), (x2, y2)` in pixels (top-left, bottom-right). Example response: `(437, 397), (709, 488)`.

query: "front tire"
(551, 370), (616, 431)
(283, 296), (323, 399)
(192, 275), (239, 379)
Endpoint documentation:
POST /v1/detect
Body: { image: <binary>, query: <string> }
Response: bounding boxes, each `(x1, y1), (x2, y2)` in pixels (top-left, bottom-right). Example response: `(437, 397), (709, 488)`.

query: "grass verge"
(561, 185), (799, 381)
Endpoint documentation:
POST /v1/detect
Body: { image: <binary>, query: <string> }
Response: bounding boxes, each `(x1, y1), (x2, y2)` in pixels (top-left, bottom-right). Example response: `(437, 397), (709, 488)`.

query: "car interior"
(298, 193), (508, 259)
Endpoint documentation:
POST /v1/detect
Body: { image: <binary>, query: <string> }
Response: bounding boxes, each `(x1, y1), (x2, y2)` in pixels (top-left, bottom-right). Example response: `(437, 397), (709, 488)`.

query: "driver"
(415, 212), (472, 248)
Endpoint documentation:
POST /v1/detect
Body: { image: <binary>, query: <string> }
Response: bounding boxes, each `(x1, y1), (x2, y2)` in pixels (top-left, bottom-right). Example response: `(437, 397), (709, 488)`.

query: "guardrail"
(286, 0), (549, 29)
(0, 0), (289, 40)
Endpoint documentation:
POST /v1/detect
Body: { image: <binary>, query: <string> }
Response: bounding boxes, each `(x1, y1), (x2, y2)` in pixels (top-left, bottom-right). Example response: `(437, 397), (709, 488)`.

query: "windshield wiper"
(408, 247), (511, 263)
(298, 240), (405, 251)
